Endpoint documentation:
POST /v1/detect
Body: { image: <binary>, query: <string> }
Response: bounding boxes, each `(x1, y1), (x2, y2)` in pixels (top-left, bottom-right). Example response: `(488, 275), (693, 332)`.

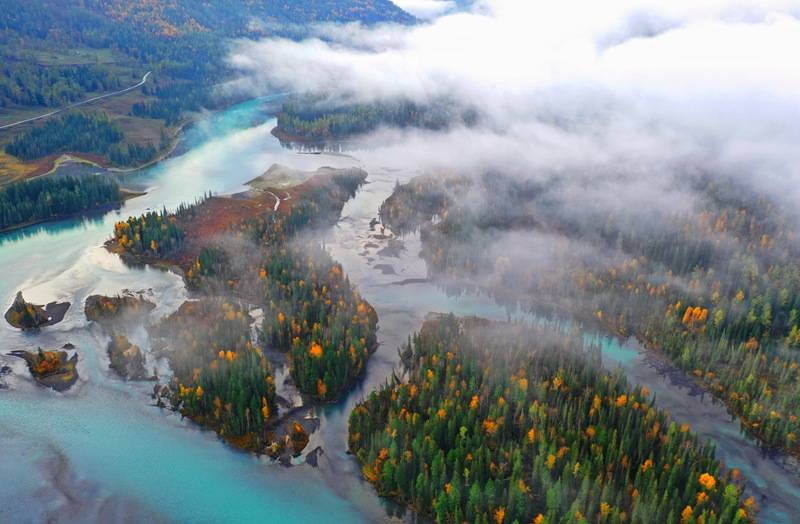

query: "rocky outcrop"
(107, 334), (149, 380)
(85, 292), (155, 326)
(5, 291), (70, 330)
(9, 349), (78, 391)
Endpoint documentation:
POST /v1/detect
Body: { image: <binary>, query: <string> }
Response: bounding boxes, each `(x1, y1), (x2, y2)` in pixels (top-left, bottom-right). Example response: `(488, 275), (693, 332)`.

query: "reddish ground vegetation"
(165, 170), (342, 267)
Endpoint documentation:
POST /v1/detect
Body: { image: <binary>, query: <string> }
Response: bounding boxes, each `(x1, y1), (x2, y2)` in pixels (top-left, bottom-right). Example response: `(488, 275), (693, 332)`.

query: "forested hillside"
(91, 0), (413, 35)
(0, 0), (413, 181)
(0, 64), (121, 108)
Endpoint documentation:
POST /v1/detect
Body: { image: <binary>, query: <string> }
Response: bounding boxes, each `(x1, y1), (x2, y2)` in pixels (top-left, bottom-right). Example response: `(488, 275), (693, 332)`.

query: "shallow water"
(322, 165), (800, 524)
(0, 98), (370, 524)
(1, 98), (798, 523)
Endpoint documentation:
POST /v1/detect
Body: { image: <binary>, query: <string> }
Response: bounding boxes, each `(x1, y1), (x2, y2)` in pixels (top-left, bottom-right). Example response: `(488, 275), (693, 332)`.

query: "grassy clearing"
(0, 151), (38, 185)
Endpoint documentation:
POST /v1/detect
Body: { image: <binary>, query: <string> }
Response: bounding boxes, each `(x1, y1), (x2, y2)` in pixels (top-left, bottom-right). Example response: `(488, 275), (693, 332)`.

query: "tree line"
(0, 174), (120, 231)
(5, 112), (158, 167)
(380, 173), (800, 457)
(0, 62), (121, 108)
(349, 314), (753, 524)
(276, 96), (475, 141)
(111, 197), (207, 259)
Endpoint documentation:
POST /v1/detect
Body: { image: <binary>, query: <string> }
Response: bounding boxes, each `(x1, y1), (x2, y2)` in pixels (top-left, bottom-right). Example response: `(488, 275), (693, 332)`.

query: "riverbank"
(20, 92), (276, 184)
(0, 188), (145, 236)
(271, 125), (357, 151)
(2, 96), (797, 523)
(271, 125), (319, 146)
(105, 165), (379, 463)
(105, 165), (365, 268)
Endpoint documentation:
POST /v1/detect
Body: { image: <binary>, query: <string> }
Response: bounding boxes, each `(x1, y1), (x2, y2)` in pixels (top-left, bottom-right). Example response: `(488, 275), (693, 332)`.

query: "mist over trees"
(276, 96), (475, 141)
(111, 168), (377, 449)
(380, 171), (800, 457)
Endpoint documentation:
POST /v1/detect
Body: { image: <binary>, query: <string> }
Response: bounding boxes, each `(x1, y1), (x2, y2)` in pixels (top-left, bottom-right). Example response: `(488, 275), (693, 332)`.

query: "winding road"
(0, 71), (151, 131)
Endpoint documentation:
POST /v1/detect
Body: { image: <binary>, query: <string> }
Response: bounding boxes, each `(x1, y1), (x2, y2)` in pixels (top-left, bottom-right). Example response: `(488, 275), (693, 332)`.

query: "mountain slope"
(0, 1), (413, 183)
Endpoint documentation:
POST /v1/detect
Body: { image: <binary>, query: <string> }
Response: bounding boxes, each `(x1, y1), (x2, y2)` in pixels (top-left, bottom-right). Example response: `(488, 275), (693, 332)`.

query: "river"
(0, 98), (798, 523)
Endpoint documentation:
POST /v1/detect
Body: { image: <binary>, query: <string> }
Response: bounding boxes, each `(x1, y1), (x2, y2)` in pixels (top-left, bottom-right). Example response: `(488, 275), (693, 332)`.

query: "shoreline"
(270, 125), (358, 149)
(6, 94), (263, 187)
(28, 118), (192, 180)
(422, 268), (800, 466)
(0, 189), (146, 236)
(28, 91), (273, 181)
(8, 350), (79, 392)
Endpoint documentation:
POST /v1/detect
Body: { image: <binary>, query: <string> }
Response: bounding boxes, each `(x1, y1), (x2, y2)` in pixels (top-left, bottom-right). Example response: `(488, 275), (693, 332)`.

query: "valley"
(1, 3), (799, 524)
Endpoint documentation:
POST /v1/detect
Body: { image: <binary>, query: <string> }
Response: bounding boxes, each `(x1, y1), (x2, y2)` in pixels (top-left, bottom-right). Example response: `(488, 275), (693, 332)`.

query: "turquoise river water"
(0, 97), (798, 523)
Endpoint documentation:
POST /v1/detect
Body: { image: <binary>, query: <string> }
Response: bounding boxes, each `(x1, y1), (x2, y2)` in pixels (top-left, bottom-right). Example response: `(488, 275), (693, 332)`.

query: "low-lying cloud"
(226, 0), (800, 216)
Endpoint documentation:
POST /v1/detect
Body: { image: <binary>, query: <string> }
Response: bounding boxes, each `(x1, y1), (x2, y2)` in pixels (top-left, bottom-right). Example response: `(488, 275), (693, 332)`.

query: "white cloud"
(226, 0), (800, 213)
(229, 1), (800, 102)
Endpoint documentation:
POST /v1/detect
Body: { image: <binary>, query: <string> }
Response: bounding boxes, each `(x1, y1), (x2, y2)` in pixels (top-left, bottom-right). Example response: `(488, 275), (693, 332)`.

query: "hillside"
(91, 0), (414, 36)
(0, 0), (413, 183)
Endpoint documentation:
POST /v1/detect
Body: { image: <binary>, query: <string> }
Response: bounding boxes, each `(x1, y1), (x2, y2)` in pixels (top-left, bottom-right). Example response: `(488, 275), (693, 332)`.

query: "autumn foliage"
(150, 298), (276, 445)
(349, 315), (752, 524)
(383, 173), (800, 457)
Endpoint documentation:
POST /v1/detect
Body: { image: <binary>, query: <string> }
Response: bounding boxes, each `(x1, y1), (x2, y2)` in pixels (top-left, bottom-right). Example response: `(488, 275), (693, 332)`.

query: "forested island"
(84, 293), (156, 380)
(9, 348), (79, 391)
(0, 174), (125, 232)
(149, 298), (277, 450)
(84, 292), (156, 327)
(379, 173), (800, 458)
(4, 291), (70, 330)
(107, 166), (378, 454)
(274, 96), (475, 144)
(106, 334), (149, 381)
(350, 314), (753, 523)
